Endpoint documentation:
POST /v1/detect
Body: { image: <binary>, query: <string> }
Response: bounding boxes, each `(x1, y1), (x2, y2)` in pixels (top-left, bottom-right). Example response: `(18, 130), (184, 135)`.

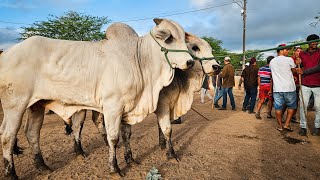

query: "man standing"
(270, 44), (299, 132)
(255, 56), (274, 119)
(241, 57), (259, 114)
(218, 57), (236, 110)
(297, 34), (320, 136)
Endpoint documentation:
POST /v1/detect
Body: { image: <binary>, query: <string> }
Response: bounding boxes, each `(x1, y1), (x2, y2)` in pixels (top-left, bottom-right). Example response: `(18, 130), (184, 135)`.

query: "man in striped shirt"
(255, 56), (274, 119)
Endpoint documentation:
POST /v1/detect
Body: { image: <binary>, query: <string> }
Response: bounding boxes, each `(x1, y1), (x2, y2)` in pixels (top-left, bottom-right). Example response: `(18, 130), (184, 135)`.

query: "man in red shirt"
(288, 46), (303, 122)
(297, 34), (320, 136)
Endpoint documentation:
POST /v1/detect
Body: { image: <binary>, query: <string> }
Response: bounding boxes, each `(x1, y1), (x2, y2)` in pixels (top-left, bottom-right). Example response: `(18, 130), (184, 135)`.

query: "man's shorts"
(273, 91), (297, 110)
(259, 85), (272, 100)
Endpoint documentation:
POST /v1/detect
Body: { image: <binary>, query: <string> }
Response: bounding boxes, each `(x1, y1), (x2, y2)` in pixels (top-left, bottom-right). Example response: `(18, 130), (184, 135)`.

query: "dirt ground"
(0, 88), (319, 180)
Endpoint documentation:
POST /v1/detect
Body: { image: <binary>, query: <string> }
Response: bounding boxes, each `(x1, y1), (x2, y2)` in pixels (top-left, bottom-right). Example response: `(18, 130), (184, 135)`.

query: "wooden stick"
(298, 63), (309, 135)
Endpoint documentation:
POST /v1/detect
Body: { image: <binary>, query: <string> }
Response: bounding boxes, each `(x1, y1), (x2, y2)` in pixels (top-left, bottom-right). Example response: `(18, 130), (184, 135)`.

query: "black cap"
(306, 34), (319, 41)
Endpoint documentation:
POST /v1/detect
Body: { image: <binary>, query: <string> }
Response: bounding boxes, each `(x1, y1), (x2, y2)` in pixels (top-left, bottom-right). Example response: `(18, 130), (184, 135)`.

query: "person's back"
(269, 55), (296, 92)
(241, 57), (259, 113)
(242, 64), (259, 89)
(221, 63), (235, 88)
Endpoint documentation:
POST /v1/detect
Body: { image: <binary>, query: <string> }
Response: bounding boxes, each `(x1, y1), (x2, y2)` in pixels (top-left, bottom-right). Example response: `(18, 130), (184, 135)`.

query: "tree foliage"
(20, 11), (110, 41)
(202, 36), (264, 69)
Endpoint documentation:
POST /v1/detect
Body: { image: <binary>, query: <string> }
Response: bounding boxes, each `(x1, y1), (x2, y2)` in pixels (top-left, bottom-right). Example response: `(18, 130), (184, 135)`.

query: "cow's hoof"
(159, 142), (166, 150)
(37, 164), (52, 172)
(76, 150), (87, 158)
(126, 157), (140, 166)
(166, 152), (180, 162)
(110, 170), (125, 177)
(5, 174), (18, 180)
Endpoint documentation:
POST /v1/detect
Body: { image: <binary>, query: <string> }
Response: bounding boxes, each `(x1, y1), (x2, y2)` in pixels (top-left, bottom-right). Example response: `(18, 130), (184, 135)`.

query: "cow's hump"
(106, 23), (138, 41)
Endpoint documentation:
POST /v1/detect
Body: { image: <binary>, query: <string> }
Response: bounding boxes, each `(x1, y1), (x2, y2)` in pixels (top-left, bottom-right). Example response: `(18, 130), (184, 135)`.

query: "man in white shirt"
(269, 44), (301, 132)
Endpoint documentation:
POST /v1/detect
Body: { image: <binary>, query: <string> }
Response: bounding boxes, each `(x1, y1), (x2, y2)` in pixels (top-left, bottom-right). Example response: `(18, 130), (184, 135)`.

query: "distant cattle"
(0, 18), (194, 178)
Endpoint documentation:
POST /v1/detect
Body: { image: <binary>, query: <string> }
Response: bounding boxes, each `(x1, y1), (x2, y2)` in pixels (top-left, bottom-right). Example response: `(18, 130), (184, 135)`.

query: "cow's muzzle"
(187, 60), (195, 69)
(212, 65), (221, 75)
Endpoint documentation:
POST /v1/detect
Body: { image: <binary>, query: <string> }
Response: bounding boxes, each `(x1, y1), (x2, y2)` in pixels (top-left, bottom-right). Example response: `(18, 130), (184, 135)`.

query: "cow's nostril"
(212, 65), (221, 73)
(187, 60), (194, 68)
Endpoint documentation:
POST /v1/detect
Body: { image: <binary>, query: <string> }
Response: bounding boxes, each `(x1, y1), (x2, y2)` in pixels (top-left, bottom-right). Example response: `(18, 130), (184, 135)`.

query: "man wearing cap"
(255, 56), (274, 119)
(241, 57), (259, 114)
(238, 62), (250, 90)
(218, 56), (236, 110)
(269, 44), (300, 132)
(297, 34), (320, 136)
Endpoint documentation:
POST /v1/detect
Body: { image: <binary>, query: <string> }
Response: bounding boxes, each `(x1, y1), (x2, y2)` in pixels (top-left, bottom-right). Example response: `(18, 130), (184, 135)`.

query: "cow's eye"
(165, 35), (174, 44)
(192, 45), (200, 52)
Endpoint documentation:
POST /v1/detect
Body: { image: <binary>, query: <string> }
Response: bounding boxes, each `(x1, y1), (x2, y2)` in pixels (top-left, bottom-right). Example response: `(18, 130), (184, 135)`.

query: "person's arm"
(269, 79), (273, 95)
(257, 76), (261, 88)
(303, 62), (320, 74)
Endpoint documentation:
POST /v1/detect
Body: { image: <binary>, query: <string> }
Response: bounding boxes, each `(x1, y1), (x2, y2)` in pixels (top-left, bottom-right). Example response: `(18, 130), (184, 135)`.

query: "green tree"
(20, 11), (110, 41)
(202, 36), (266, 69)
(201, 36), (227, 54)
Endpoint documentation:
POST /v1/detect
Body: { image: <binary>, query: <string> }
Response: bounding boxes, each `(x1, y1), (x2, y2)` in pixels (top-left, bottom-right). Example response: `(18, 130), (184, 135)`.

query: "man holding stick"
(269, 44), (300, 132)
(296, 34), (320, 136)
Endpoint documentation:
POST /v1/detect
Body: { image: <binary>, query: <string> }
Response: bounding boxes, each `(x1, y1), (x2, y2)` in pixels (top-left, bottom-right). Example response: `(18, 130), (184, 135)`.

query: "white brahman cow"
(0, 18), (194, 179)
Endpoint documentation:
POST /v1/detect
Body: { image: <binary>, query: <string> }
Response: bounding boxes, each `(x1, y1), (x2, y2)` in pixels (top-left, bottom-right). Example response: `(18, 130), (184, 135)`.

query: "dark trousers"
(243, 87), (258, 112)
(222, 87), (236, 109)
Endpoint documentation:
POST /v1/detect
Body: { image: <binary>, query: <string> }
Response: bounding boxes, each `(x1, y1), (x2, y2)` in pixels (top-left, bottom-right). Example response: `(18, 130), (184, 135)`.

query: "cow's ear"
(154, 28), (171, 40)
(153, 18), (163, 25)
(185, 32), (193, 43)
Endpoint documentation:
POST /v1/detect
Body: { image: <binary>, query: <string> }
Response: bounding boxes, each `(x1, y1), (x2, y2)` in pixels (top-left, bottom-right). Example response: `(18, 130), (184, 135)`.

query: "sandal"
(283, 126), (293, 132)
(277, 127), (283, 132)
(267, 114), (274, 119)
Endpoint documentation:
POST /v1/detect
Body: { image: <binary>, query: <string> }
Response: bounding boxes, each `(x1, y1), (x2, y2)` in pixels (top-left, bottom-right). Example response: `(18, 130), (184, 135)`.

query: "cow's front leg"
(24, 103), (52, 172)
(71, 110), (87, 157)
(158, 114), (179, 161)
(1, 102), (26, 180)
(121, 122), (139, 165)
(103, 104), (124, 177)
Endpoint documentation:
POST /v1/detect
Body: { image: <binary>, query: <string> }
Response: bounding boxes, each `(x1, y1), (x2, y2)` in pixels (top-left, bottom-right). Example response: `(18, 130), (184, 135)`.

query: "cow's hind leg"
(92, 111), (108, 146)
(13, 139), (23, 155)
(158, 122), (166, 149)
(157, 113), (179, 161)
(24, 102), (51, 172)
(71, 110), (87, 157)
(1, 101), (27, 179)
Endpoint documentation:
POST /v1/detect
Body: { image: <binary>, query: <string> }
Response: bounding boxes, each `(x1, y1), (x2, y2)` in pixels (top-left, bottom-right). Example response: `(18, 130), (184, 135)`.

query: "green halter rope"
(150, 31), (193, 69)
(149, 31), (218, 68)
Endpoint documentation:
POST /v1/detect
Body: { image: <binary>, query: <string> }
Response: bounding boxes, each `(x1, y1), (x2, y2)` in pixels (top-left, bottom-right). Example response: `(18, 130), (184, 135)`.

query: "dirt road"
(0, 89), (319, 179)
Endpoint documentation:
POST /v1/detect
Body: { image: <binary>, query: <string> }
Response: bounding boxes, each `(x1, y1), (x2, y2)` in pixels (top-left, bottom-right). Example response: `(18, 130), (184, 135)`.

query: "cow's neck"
(185, 60), (204, 92)
(128, 34), (175, 120)
(193, 61), (206, 92)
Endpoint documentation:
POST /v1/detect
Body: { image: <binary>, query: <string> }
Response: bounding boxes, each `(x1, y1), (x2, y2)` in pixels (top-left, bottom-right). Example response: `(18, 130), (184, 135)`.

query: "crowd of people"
(201, 34), (319, 136)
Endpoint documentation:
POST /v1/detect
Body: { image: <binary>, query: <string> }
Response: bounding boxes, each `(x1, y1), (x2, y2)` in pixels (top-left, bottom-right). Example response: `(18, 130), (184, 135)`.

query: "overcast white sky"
(0, 0), (319, 56)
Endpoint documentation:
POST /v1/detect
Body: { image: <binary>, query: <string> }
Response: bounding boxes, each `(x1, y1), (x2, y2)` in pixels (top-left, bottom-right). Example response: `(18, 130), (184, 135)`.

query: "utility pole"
(241, 0), (247, 70)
